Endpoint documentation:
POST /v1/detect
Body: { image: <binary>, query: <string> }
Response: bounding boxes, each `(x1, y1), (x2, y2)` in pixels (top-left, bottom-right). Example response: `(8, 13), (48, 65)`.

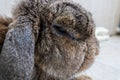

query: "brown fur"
(77, 75), (92, 80)
(0, 0), (99, 80)
(0, 16), (12, 52)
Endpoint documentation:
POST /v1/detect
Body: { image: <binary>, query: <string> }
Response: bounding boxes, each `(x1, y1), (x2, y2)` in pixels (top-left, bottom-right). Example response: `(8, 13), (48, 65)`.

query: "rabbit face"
(35, 1), (96, 79)
(36, 26), (87, 79)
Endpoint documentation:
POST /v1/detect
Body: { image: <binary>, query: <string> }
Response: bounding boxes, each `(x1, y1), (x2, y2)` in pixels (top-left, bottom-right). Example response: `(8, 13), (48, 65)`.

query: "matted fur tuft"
(0, 16), (12, 26)
(0, 16), (12, 52)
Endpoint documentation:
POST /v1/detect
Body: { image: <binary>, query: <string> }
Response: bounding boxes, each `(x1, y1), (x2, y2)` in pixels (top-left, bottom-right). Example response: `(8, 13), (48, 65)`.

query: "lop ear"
(0, 16), (35, 80)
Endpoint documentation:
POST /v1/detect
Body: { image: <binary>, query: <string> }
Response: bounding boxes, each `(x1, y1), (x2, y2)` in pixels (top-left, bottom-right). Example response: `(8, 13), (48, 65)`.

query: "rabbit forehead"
(52, 13), (76, 28)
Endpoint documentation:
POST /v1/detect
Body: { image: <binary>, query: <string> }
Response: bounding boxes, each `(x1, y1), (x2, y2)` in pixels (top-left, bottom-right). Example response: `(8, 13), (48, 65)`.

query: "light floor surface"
(85, 36), (120, 80)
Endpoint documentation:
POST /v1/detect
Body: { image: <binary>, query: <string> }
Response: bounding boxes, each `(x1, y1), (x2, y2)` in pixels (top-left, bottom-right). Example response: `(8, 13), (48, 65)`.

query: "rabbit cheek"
(78, 37), (99, 71)
(37, 34), (87, 78)
(52, 38), (86, 76)
(79, 53), (95, 71)
(79, 46), (96, 71)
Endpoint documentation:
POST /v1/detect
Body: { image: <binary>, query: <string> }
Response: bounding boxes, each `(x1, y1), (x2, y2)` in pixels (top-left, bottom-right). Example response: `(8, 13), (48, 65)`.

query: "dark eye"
(52, 24), (76, 40)
(53, 25), (67, 35)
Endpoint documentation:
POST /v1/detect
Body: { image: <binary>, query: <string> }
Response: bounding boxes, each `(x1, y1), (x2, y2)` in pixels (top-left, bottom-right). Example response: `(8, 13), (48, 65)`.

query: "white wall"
(0, 0), (120, 34)
(0, 0), (16, 17)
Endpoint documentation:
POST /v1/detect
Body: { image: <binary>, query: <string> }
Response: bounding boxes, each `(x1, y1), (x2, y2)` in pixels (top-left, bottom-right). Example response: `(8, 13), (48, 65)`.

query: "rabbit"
(0, 0), (99, 80)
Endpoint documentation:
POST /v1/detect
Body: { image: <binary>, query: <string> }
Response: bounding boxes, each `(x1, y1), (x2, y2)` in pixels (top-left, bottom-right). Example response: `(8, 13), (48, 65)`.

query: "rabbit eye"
(53, 25), (67, 35)
(52, 25), (76, 40)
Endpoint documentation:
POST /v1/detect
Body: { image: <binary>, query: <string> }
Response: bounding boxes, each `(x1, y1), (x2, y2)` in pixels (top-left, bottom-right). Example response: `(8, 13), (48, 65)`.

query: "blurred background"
(0, 0), (120, 80)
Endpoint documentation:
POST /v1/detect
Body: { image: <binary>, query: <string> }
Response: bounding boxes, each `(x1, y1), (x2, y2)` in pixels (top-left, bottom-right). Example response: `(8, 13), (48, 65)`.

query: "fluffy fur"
(0, 0), (99, 80)
(0, 16), (12, 52)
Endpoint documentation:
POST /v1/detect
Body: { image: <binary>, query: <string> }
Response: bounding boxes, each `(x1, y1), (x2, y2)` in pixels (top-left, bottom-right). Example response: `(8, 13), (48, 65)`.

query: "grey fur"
(0, 0), (99, 80)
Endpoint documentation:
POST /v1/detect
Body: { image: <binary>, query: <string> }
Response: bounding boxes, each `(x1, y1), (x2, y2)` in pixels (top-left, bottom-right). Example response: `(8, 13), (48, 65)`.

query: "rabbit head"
(35, 1), (99, 79)
(0, 0), (99, 80)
